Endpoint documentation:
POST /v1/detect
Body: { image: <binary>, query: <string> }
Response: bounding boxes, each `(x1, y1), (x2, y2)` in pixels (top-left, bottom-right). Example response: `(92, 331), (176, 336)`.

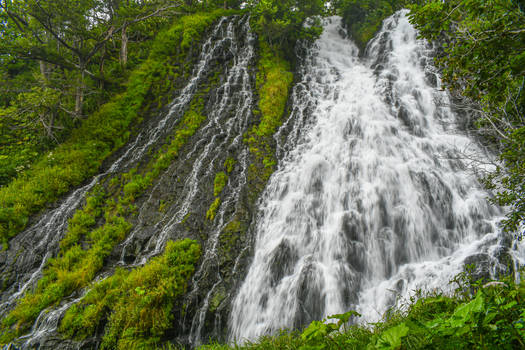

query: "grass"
(206, 168), (230, 222)
(224, 158), (236, 173)
(214, 172), (228, 197)
(245, 40), (293, 199)
(59, 239), (201, 350)
(207, 197), (222, 221)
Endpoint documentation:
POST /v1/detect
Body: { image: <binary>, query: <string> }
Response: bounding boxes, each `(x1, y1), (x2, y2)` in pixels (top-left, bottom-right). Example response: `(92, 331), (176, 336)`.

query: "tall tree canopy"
(0, 0), (189, 186)
(248, 0), (326, 53)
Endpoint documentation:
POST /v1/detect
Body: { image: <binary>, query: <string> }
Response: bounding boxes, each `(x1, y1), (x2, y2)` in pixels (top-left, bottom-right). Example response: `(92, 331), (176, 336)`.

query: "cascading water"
(0, 15), (256, 348)
(229, 11), (523, 342)
(114, 15), (257, 345)
(1, 9), (522, 349)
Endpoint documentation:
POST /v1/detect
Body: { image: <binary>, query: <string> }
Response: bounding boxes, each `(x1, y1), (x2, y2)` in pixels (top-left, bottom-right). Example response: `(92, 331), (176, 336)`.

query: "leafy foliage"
(248, 0), (325, 55)
(409, 0), (525, 236)
(59, 239), (201, 350)
(204, 270), (525, 350)
(335, 0), (418, 50)
(0, 9), (229, 245)
(0, 10), (226, 343)
(0, 0), (189, 187)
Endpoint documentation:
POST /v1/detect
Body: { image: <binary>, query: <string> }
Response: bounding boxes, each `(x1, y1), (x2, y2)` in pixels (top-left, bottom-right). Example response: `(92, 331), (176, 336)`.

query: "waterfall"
(229, 12), (522, 342)
(0, 15), (256, 348)
(1, 9), (523, 349)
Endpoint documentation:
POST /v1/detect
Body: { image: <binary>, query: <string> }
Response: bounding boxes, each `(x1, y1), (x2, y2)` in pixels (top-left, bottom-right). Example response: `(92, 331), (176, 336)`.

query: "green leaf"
(376, 322), (409, 350)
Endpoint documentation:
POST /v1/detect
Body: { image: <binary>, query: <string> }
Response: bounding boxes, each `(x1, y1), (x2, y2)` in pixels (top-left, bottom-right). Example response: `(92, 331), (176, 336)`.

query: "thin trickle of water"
(1, 16), (249, 348)
(118, 16), (250, 262)
(116, 14), (256, 346)
(16, 295), (85, 349)
(229, 12), (522, 342)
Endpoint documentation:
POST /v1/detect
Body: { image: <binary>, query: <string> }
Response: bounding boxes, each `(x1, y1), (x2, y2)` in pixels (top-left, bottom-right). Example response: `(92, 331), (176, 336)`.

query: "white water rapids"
(229, 12), (524, 342)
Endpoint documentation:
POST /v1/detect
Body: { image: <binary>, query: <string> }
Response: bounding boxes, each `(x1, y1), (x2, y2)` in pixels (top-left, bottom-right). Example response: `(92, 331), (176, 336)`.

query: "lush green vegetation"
(0, 0), (326, 246)
(249, 0), (325, 55)
(207, 197), (222, 221)
(59, 239), (201, 349)
(409, 0), (524, 237)
(203, 269), (525, 350)
(0, 0), (183, 188)
(224, 157), (236, 173)
(334, 0), (418, 50)
(207, 171), (228, 221)
(0, 8), (230, 245)
(245, 41), (294, 194)
(0, 10), (228, 343)
(214, 172), (229, 197)
(0, 0), (522, 348)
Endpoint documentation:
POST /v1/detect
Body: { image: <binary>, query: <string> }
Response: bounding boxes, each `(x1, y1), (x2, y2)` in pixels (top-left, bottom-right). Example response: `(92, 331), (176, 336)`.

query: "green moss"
(213, 172), (228, 197)
(59, 186), (105, 251)
(158, 200), (167, 213)
(209, 287), (226, 312)
(0, 88), (210, 344)
(252, 42), (293, 139)
(244, 40), (293, 200)
(181, 212), (191, 225)
(0, 11), (226, 343)
(58, 239), (201, 350)
(206, 197), (221, 221)
(207, 170), (230, 222)
(218, 218), (245, 263)
(0, 211), (133, 343)
(223, 219), (242, 234)
(224, 157), (236, 173)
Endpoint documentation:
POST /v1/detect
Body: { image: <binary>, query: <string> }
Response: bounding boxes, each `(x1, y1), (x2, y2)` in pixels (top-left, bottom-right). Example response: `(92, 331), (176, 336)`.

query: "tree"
(334, 0), (421, 50)
(249, 0), (326, 53)
(0, 0), (184, 117)
(409, 0), (525, 235)
(0, 0), (186, 187)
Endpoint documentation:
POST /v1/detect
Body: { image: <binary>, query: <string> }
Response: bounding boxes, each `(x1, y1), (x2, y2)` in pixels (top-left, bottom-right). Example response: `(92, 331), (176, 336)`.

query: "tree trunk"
(75, 66), (85, 118)
(99, 45), (106, 90)
(120, 24), (128, 67)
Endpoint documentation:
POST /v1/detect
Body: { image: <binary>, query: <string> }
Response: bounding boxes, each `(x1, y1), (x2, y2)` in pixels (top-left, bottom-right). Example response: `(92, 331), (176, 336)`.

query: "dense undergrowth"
(203, 270), (525, 350)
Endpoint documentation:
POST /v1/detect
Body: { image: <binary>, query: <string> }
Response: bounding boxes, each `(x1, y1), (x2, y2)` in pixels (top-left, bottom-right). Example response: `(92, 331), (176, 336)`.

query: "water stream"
(1, 15), (255, 348)
(229, 12), (522, 342)
(1, 10), (523, 349)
